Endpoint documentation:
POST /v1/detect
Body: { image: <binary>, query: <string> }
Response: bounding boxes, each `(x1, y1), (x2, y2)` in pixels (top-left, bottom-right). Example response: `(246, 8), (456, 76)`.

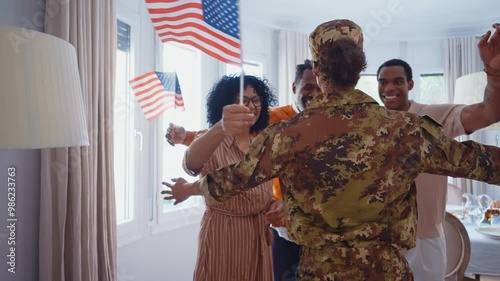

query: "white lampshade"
(0, 26), (89, 149)
(454, 71), (500, 130)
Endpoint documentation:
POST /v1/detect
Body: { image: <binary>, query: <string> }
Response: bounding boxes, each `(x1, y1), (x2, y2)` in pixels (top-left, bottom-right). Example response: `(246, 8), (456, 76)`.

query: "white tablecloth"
(464, 222), (500, 276)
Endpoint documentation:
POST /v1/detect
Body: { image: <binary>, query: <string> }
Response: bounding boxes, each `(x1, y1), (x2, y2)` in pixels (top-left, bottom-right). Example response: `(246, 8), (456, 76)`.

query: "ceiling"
(240, 0), (500, 43)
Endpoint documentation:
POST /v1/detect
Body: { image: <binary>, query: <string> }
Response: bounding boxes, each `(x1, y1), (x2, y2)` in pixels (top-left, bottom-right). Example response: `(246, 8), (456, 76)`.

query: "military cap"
(309, 19), (364, 61)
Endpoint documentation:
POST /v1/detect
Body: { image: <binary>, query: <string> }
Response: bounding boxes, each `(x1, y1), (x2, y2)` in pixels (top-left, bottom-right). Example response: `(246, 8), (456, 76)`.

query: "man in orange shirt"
(165, 60), (322, 280)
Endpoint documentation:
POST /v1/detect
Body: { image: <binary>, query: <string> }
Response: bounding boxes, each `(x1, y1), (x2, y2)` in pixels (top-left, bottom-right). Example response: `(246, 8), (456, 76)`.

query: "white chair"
(444, 212), (471, 281)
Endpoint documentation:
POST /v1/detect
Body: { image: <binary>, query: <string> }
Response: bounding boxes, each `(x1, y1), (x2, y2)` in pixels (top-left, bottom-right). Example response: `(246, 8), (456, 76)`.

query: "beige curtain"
(40, 1), (117, 281)
(277, 29), (310, 106)
(445, 36), (482, 194)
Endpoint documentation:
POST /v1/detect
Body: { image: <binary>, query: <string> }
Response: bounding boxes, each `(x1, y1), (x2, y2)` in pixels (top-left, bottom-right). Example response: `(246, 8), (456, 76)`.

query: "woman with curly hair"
(179, 74), (279, 281)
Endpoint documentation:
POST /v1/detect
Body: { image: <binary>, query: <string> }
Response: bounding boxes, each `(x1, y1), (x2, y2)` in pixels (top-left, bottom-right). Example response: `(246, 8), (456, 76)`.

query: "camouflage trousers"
(296, 244), (414, 281)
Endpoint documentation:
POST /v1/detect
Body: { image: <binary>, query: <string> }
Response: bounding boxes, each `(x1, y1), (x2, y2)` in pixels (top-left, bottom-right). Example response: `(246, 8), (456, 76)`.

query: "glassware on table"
(462, 193), (492, 227)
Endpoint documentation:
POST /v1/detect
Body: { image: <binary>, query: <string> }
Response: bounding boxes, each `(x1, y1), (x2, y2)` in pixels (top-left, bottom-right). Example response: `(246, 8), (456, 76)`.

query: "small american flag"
(145, 0), (241, 65)
(129, 71), (185, 121)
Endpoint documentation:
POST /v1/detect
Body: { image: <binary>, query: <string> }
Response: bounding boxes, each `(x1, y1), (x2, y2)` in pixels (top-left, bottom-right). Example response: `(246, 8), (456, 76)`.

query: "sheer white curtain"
(445, 36), (483, 194)
(445, 37), (483, 103)
(277, 29), (310, 106)
(40, 1), (117, 281)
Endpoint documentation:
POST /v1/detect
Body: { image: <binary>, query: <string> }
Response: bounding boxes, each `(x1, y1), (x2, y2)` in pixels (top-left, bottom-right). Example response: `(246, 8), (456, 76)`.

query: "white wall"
(0, 1), (45, 281)
(364, 41), (403, 74)
(364, 39), (445, 73)
(118, 223), (201, 281)
(240, 20), (279, 97)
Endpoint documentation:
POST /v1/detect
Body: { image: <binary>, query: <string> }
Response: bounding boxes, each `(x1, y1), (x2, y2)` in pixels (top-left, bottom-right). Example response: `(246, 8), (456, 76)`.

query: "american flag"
(145, 0), (241, 66)
(129, 71), (185, 121)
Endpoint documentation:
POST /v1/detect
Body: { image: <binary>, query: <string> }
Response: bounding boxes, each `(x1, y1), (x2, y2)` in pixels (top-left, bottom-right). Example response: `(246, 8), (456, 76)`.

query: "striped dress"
(186, 134), (274, 281)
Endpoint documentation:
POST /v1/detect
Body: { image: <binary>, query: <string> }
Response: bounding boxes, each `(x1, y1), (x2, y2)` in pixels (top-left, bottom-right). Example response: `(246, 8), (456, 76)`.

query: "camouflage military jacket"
(199, 88), (500, 267)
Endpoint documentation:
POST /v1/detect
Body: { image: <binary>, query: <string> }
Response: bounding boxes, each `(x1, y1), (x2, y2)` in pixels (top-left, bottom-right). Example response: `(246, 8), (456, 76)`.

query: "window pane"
(160, 43), (202, 211)
(420, 74), (446, 105)
(114, 20), (135, 224)
(357, 75), (382, 105)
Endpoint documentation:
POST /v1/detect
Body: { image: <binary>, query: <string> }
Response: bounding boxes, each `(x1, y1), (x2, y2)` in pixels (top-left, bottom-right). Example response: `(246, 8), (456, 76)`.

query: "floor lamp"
(0, 26), (90, 281)
(454, 71), (500, 131)
(0, 25), (89, 150)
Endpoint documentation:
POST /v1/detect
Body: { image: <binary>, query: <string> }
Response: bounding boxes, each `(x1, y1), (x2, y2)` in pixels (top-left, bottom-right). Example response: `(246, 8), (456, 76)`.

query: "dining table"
(463, 220), (500, 280)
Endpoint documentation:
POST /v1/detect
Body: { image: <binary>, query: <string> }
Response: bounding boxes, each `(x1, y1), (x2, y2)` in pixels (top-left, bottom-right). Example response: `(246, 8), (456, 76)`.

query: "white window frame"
(410, 67), (442, 103)
(116, 6), (142, 247)
(151, 41), (205, 235)
(419, 72), (446, 105)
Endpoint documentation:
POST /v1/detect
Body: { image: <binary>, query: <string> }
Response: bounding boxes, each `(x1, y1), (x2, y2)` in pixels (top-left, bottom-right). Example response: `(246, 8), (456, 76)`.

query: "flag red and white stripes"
(129, 71), (184, 121)
(145, 0), (241, 66)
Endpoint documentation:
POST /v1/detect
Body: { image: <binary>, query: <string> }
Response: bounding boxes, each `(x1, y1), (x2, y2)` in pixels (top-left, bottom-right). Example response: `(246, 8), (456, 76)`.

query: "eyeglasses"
(238, 96), (263, 107)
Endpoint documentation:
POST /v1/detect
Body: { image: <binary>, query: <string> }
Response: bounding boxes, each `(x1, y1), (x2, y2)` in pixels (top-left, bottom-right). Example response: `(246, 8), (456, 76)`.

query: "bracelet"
(484, 68), (500, 77)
